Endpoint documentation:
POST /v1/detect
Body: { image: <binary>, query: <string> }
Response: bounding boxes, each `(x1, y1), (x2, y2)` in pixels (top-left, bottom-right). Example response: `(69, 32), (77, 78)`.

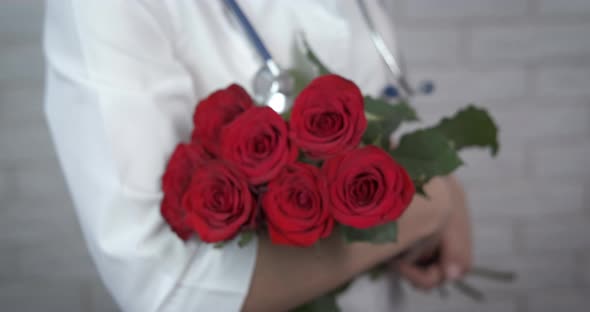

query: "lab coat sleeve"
(43, 1), (257, 311)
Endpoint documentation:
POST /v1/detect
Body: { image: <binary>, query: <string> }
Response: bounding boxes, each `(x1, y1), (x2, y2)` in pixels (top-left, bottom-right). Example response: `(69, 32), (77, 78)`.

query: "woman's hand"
(393, 176), (473, 291)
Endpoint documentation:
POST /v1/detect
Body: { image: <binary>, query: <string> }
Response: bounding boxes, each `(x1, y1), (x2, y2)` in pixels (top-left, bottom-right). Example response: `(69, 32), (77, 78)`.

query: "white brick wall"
(471, 253), (578, 291)
(394, 0), (590, 310)
(526, 288), (590, 312)
(522, 215), (590, 252)
(403, 0), (528, 20)
(467, 180), (586, 219)
(403, 287), (518, 312)
(531, 140), (590, 178)
(1, 0), (589, 311)
(471, 24), (590, 64)
(538, 0), (590, 16)
(397, 27), (462, 64)
(534, 65), (590, 96)
(0, 279), (85, 311)
(410, 67), (528, 106)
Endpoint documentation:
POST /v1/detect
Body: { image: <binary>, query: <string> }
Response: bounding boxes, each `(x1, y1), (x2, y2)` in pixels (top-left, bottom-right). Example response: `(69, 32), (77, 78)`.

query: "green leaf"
(363, 97), (418, 148)
(213, 242), (226, 249)
(332, 281), (352, 296)
(300, 36), (331, 76)
(290, 293), (340, 312)
(369, 262), (389, 280)
(341, 222), (397, 243)
(287, 68), (313, 97)
(390, 129), (463, 186)
(281, 111), (291, 120)
(362, 97), (418, 148)
(415, 184), (428, 198)
(362, 121), (385, 146)
(432, 105), (499, 156)
(238, 231), (255, 248)
(364, 97), (418, 124)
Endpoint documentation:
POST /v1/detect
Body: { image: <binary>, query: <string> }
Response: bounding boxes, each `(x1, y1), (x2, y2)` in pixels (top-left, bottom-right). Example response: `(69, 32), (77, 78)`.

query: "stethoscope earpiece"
(381, 80), (435, 100)
(418, 80), (435, 95)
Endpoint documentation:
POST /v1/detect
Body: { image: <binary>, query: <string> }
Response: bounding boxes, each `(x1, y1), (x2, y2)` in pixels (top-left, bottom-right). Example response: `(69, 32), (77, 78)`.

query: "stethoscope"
(223, 0), (434, 114)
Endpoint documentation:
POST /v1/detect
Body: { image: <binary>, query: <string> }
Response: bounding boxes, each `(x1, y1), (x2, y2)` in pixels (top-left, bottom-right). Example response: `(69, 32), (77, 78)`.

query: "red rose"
(192, 84), (254, 154)
(322, 145), (414, 229)
(290, 74), (367, 159)
(220, 106), (297, 185)
(182, 160), (255, 243)
(262, 163), (334, 247)
(161, 142), (210, 240)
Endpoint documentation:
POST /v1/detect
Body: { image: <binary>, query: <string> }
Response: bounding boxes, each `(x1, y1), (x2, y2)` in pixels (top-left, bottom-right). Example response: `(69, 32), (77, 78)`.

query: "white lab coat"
(44, 1), (402, 311)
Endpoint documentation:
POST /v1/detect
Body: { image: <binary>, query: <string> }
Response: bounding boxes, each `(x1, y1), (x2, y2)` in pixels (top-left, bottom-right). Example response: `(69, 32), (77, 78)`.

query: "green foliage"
(287, 68), (313, 98)
(341, 222), (397, 244)
(362, 121), (386, 146)
(238, 231), (255, 248)
(290, 294), (340, 312)
(364, 97), (417, 124)
(362, 97), (418, 147)
(369, 262), (390, 280)
(300, 36), (331, 76)
(432, 105), (499, 156)
(213, 242), (226, 249)
(390, 129), (464, 187)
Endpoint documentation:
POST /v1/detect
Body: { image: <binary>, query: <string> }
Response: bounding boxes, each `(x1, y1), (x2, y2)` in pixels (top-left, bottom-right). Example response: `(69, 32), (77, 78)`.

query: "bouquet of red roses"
(162, 74), (418, 248)
(160, 46), (502, 310)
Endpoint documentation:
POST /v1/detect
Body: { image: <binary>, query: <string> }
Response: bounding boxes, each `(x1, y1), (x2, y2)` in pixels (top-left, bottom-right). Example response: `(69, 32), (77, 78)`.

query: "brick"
(0, 170), (15, 203)
(11, 166), (69, 201)
(522, 215), (590, 252)
(492, 105), (590, 146)
(0, 195), (82, 246)
(583, 253), (590, 286)
(0, 246), (18, 280)
(472, 221), (516, 256)
(470, 253), (577, 292)
(404, 0), (527, 19)
(471, 24), (590, 63)
(0, 123), (59, 166)
(397, 28), (461, 65)
(466, 180), (585, 219)
(0, 0), (44, 43)
(0, 41), (44, 83)
(526, 288), (590, 312)
(402, 286), (517, 312)
(535, 66), (590, 97)
(495, 95), (590, 108)
(531, 141), (590, 178)
(0, 86), (45, 129)
(18, 239), (98, 280)
(456, 147), (527, 182)
(409, 68), (527, 106)
(90, 281), (121, 312)
(539, 0), (590, 15)
(0, 279), (84, 312)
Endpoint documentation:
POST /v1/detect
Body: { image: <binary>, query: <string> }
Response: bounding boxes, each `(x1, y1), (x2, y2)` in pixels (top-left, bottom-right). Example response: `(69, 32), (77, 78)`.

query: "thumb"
(440, 236), (472, 281)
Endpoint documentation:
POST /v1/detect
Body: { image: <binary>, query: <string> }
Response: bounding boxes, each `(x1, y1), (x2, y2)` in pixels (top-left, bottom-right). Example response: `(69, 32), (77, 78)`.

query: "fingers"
(394, 261), (443, 291)
(440, 243), (472, 281)
(439, 176), (473, 281)
(440, 223), (472, 281)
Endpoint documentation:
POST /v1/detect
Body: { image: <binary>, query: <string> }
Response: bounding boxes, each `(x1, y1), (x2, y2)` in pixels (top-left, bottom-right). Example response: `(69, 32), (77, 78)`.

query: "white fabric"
(44, 1), (400, 311)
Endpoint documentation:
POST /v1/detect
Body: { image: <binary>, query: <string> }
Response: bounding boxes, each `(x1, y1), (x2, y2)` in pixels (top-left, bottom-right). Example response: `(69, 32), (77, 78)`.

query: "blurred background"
(0, 0), (589, 311)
